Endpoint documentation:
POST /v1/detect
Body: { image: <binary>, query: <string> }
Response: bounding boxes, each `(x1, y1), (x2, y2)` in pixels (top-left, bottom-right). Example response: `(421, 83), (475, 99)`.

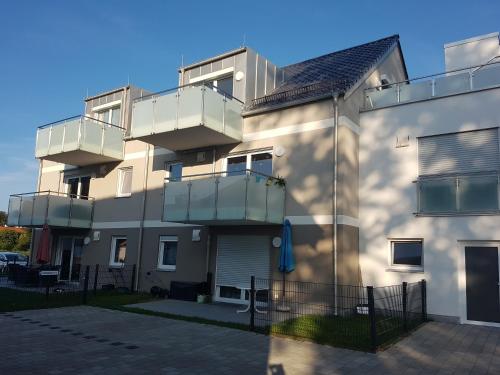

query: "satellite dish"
(235, 71), (245, 81)
(274, 146), (285, 157)
(272, 237), (282, 248)
(83, 237), (91, 245)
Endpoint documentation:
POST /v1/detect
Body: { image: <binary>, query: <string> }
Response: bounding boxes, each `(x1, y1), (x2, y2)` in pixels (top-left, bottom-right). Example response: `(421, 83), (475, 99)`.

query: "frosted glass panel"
(131, 99), (154, 137)
(267, 184), (285, 224)
(46, 195), (70, 226)
(216, 175), (247, 220)
(366, 86), (398, 108)
(459, 176), (499, 212)
(177, 87), (203, 129)
(473, 65), (500, 90)
(419, 179), (456, 213)
(203, 88), (224, 133)
(70, 198), (93, 228)
(48, 125), (64, 155)
(245, 175), (267, 221)
(164, 182), (189, 221)
(7, 196), (21, 226)
(31, 195), (49, 226)
(63, 119), (80, 151)
(102, 125), (124, 159)
(399, 81), (432, 103)
(18, 196), (35, 226)
(154, 92), (177, 132)
(188, 178), (216, 220)
(224, 99), (243, 140)
(36, 127), (51, 157)
(434, 73), (470, 97)
(80, 120), (102, 154)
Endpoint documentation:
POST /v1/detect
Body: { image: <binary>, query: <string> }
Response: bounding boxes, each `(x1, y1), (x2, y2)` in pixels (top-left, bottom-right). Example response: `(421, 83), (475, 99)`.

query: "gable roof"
(246, 35), (404, 112)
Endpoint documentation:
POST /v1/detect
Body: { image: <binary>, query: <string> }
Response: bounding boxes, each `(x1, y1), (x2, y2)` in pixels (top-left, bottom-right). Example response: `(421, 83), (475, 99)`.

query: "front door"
(465, 245), (500, 323)
(58, 237), (83, 282)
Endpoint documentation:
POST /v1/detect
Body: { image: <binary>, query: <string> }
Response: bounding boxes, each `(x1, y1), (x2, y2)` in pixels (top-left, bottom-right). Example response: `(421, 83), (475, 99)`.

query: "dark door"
(59, 238), (73, 280)
(465, 246), (500, 322)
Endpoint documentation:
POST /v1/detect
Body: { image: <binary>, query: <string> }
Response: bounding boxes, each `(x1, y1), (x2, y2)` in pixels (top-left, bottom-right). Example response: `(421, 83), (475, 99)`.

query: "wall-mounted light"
(235, 71), (245, 81)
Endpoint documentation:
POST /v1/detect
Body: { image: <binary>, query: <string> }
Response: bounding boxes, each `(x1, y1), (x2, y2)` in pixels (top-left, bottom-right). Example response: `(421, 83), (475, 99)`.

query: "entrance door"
(465, 246), (500, 323)
(58, 237), (84, 282)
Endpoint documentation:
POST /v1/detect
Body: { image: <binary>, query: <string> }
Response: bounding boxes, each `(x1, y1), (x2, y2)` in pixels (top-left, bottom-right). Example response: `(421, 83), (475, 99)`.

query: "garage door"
(215, 235), (270, 303)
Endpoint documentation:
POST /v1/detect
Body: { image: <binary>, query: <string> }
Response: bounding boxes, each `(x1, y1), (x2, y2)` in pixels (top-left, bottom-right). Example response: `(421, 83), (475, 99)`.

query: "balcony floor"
(134, 125), (240, 151)
(39, 149), (122, 166)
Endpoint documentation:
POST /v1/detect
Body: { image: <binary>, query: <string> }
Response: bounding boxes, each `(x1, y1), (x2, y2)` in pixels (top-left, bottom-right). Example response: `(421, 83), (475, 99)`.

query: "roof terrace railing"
(364, 60), (500, 110)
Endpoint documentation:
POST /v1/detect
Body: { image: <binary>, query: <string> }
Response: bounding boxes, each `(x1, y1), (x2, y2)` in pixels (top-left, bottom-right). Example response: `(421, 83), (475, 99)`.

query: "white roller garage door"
(216, 235), (270, 288)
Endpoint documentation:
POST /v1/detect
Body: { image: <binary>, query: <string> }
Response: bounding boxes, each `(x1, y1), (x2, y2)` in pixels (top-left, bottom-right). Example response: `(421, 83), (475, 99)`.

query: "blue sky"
(1, 0), (500, 211)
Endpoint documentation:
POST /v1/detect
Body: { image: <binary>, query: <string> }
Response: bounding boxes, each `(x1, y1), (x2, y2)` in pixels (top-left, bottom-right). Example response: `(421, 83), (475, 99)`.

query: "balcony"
(365, 61), (500, 110)
(163, 170), (286, 225)
(7, 191), (94, 229)
(36, 116), (125, 166)
(130, 85), (243, 151)
(416, 174), (500, 216)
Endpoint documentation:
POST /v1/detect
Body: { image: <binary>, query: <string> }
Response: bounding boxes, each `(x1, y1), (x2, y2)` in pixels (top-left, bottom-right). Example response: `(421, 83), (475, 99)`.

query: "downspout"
(135, 143), (151, 291)
(29, 159), (43, 265)
(332, 93), (339, 314)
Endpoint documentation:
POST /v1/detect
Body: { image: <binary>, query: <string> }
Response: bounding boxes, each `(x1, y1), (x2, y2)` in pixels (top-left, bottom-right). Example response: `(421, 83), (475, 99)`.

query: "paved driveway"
(0, 306), (499, 374)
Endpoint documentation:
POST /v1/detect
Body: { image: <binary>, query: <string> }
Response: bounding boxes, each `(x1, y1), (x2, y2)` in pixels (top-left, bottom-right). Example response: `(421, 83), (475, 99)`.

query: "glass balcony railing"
(416, 174), (500, 215)
(365, 61), (500, 110)
(163, 170), (286, 224)
(7, 191), (94, 228)
(131, 84), (243, 151)
(36, 116), (125, 166)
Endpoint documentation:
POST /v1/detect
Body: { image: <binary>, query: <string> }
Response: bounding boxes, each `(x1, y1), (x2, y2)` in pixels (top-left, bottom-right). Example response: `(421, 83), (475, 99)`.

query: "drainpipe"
(332, 92), (339, 314)
(135, 143), (151, 291)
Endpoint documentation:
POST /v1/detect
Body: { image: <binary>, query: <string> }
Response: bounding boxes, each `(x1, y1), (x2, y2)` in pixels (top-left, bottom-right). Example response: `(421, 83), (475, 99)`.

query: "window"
(166, 162), (183, 182)
(117, 167), (133, 197)
(390, 240), (423, 271)
(95, 106), (121, 127)
(66, 176), (91, 199)
(110, 236), (127, 267)
(225, 151), (273, 177)
(157, 236), (178, 271)
(202, 75), (234, 97)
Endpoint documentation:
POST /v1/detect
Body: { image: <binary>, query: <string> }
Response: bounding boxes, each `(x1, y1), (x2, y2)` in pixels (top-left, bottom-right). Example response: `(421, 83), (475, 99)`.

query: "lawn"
(0, 287), (154, 312)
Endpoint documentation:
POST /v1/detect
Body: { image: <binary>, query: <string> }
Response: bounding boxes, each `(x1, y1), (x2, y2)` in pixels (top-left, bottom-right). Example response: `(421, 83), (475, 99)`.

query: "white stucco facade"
(359, 87), (500, 323)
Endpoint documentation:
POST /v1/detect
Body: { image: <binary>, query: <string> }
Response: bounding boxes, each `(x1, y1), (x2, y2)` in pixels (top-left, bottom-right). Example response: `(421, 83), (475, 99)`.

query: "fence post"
(93, 264), (99, 296)
(421, 279), (427, 321)
(130, 264), (137, 293)
(402, 282), (408, 332)
(82, 265), (90, 305)
(367, 286), (377, 352)
(250, 275), (255, 332)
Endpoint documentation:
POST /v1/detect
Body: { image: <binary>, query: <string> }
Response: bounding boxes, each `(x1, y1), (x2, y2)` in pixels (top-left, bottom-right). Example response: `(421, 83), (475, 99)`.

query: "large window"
(66, 176), (91, 199)
(390, 240), (423, 271)
(110, 236), (127, 267)
(157, 236), (178, 271)
(95, 106), (121, 127)
(225, 151), (273, 177)
(116, 167), (133, 197)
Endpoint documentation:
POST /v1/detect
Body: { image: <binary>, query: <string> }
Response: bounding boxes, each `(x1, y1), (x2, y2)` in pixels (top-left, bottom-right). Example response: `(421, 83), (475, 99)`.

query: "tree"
(14, 231), (32, 253)
(0, 229), (19, 250)
(0, 211), (6, 226)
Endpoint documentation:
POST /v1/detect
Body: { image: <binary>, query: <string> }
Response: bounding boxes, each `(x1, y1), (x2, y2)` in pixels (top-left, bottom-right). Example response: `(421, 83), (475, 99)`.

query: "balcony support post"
(68, 195), (73, 227)
(30, 193), (35, 226)
(186, 182), (192, 222)
(201, 86), (205, 126)
(244, 173), (249, 220)
(214, 177), (219, 220)
(61, 123), (66, 153)
(222, 96), (226, 134)
(77, 117), (82, 149)
(45, 192), (50, 226)
(100, 122), (105, 155)
(48, 126), (53, 154)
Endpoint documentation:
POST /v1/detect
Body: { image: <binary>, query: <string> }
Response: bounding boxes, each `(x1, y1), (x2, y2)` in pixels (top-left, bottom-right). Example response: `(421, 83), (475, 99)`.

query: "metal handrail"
(365, 60), (500, 92)
(9, 190), (95, 201)
(133, 82), (244, 104)
(164, 169), (282, 182)
(38, 115), (126, 130)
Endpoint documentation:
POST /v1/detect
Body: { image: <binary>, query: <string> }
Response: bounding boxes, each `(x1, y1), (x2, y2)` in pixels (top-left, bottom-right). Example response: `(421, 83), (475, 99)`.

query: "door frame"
(458, 240), (500, 327)
(56, 236), (83, 282)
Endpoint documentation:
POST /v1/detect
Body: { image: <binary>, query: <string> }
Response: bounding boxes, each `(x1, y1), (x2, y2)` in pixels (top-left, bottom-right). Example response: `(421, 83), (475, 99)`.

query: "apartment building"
(7, 35), (407, 305)
(360, 33), (500, 325)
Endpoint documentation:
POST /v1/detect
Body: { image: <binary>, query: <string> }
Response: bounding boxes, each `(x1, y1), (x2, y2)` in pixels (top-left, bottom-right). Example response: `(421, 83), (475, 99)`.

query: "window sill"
(386, 267), (424, 274)
(157, 267), (176, 272)
(115, 194), (131, 199)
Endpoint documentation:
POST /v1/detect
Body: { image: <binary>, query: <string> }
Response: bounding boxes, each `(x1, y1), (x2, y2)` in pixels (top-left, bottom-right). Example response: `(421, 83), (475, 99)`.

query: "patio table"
(235, 285), (268, 314)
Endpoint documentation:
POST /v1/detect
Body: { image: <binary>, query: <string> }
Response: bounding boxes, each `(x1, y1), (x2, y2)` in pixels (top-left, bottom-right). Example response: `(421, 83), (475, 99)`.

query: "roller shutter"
(418, 128), (500, 176)
(215, 235), (270, 288)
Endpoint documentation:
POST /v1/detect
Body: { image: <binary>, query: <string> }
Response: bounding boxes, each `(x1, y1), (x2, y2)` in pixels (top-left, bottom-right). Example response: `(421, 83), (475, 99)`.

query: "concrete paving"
(0, 306), (499, 374)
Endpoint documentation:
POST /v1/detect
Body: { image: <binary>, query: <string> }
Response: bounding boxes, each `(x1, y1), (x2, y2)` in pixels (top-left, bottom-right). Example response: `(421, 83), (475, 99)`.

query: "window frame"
(388, 239), (424, 272)
(92, 100), (122, 127)
(223, 150), (273, 176)
(109, 236), (127, 268)
(157, 235), (178, 271)
(64, 175), (91, 199)
(116, 167), (133, 198)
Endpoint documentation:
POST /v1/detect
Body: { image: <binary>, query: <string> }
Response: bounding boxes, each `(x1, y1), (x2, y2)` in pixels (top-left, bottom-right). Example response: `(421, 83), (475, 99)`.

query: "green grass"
(0, 287), (154, 312)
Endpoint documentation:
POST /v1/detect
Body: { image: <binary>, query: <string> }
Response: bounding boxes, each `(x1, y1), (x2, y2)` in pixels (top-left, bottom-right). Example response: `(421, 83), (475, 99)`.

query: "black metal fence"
(0, 264), (137, 304)
(252, 277), (426, 351)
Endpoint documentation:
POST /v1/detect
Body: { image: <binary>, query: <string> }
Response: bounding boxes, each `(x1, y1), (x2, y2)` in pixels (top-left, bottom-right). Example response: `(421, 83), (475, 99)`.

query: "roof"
(246, 35), (403, 111)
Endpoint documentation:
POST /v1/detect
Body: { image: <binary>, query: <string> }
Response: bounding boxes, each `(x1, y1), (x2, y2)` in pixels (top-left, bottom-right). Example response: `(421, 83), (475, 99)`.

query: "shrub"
(0, 230), (20, 250)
